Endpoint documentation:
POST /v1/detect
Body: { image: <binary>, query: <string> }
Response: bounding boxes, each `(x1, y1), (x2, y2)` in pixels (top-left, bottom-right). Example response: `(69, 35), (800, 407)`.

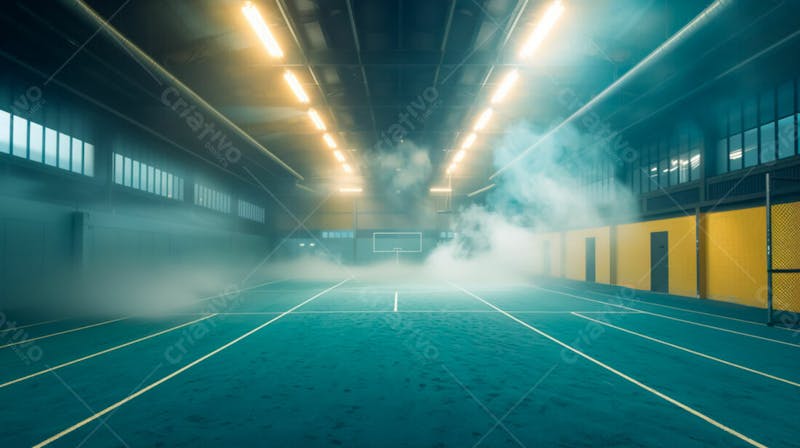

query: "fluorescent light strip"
(340, 187), (362, 193)
(430, 187), (452, 193)
(474, 108), (494, 131)
(308, 109), (326, 131)
(446, 163), (457, 174)
(491, 70), (520, 104)
(454, 149), (466, 163)
(333, 150), (345, 162)
(519, 0), (565, 59)
(323, 133), (337, 148)
(461, 133), (477, 149)
(342, 164), (353, 173)
(284, 71), (309, 103)
(242, 2), (284, 58)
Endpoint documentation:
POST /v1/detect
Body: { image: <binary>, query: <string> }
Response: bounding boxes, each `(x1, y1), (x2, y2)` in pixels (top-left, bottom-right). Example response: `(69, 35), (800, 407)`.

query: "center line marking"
(33, 278), (350, 448)
(394, 291), (399, 312)
(452, 283), (766, 448)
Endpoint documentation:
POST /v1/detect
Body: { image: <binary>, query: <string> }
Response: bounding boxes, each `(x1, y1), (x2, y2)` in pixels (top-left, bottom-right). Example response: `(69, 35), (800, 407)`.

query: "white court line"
(572, 312), (800, 389)
(394, 291), (399, 312)
(561, 285), (800, 333)
(453, 284), (766, 448)
(33, 278), (350, 448)
(0, 318), (66, 335)
(0, 317), (130, 350)
(160, 310), (643, 316)
(535, 286), (800, 349)
(0, 314), (216, 390)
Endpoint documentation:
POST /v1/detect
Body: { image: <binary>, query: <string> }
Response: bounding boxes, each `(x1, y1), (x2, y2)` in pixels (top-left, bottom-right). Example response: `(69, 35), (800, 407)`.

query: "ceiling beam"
(344, 0), (380, 148)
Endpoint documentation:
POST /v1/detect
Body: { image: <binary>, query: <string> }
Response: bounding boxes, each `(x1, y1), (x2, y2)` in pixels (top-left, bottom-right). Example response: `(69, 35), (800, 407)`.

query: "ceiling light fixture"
(308, 108), (326, 131)
(461, 133), (477, 149)
(446, 163), (457, 174)
(430, 187), (452, 193)
(284, 70), (309, 103)
(242, 2), (284, 58)
(333, 150), (346, 162)
(340, 187), (362, 193)
(491, 70), (520, 104)
(474, 108), (494, 131)
(454, 149), (466, 162)
(323, 133), (337, 148)
(519, 0), (566, 59)
(342, 163), (353, 173)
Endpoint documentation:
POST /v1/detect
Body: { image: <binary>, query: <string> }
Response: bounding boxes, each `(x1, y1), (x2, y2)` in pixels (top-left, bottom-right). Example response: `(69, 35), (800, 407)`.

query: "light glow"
(340, 187), (362, 193)
(454, 149), (466, 162)
(242, 2), (284, 58)
(323, 133), (337, 148)
(284, 71), (309, 103)
(474, 108), (494, 131)
(461, 133), (477, 149)
(491, 70), (519, 104)
(333, 150), (346, 162)
(446, 163), (457, 174)
(308, 109), (326, 130)
(342, 163), (353, 173)
(518, 0), (565, 59)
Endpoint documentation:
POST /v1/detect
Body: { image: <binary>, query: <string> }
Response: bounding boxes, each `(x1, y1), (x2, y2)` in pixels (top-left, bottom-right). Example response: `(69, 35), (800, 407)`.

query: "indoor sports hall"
(1, 1), (799, 447)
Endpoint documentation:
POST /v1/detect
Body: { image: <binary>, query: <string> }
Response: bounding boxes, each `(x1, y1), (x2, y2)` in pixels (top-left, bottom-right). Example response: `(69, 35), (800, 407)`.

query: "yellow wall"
(616, 216), (697, 297)
(701, 206), (766, 308)
(537, 201), (800, 309)
(564, 227), (611, 284)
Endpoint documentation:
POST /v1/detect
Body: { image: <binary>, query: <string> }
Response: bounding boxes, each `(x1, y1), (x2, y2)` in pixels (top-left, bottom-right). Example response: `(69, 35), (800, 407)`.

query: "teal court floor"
(0, 278), (798, 447)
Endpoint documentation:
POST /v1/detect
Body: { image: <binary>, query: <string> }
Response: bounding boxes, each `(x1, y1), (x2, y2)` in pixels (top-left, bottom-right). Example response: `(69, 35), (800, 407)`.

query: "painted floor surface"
(0, 279), (798, 447)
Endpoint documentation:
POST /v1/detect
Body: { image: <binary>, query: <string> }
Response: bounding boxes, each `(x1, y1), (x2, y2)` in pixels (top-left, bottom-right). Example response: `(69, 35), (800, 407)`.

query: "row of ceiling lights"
(442, 0), (566, 179)
(242, 1), (354, 177)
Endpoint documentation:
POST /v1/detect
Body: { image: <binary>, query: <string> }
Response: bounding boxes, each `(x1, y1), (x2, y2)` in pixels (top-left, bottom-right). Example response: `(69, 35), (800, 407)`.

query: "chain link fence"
(766, 174), (800, 327)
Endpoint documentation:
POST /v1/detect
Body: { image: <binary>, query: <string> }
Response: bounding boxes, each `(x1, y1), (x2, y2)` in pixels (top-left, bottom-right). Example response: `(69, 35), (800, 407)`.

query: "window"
(114, 154), (123, 184)
(71, 137), (83, 173)
(778, 115), (796, 159)
(58, 132), (70, 170)
(123, 157), (132, 187)
(689, 132), (701, 181)
(0, 110), (9, 154)
(743, 128), (758, 168)
(132, 160), (141, 189)
(729, 133), (743, 171)
(0, 109), (95, 176)
(12, 116), (27, 158)
(113, 152), (183, 200)
(29, 122), (43, 162)
(761, 122), (776, 164)
(84, 144), (94, 177)
(44, 127), (58, 166)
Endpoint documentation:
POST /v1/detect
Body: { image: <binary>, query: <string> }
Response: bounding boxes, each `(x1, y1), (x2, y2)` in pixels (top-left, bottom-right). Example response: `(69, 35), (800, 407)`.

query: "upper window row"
(322, 231), (354, 239)
(715, 80), (798, 175)
(113, 153), (184, 201)
(0, 109), (94, 177)
(195, 184), (231, 214)
(238, 199), (265, 223)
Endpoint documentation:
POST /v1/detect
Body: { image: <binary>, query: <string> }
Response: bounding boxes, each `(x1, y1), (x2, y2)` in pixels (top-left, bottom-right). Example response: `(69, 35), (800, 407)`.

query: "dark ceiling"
(4, 0), (794, 197)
